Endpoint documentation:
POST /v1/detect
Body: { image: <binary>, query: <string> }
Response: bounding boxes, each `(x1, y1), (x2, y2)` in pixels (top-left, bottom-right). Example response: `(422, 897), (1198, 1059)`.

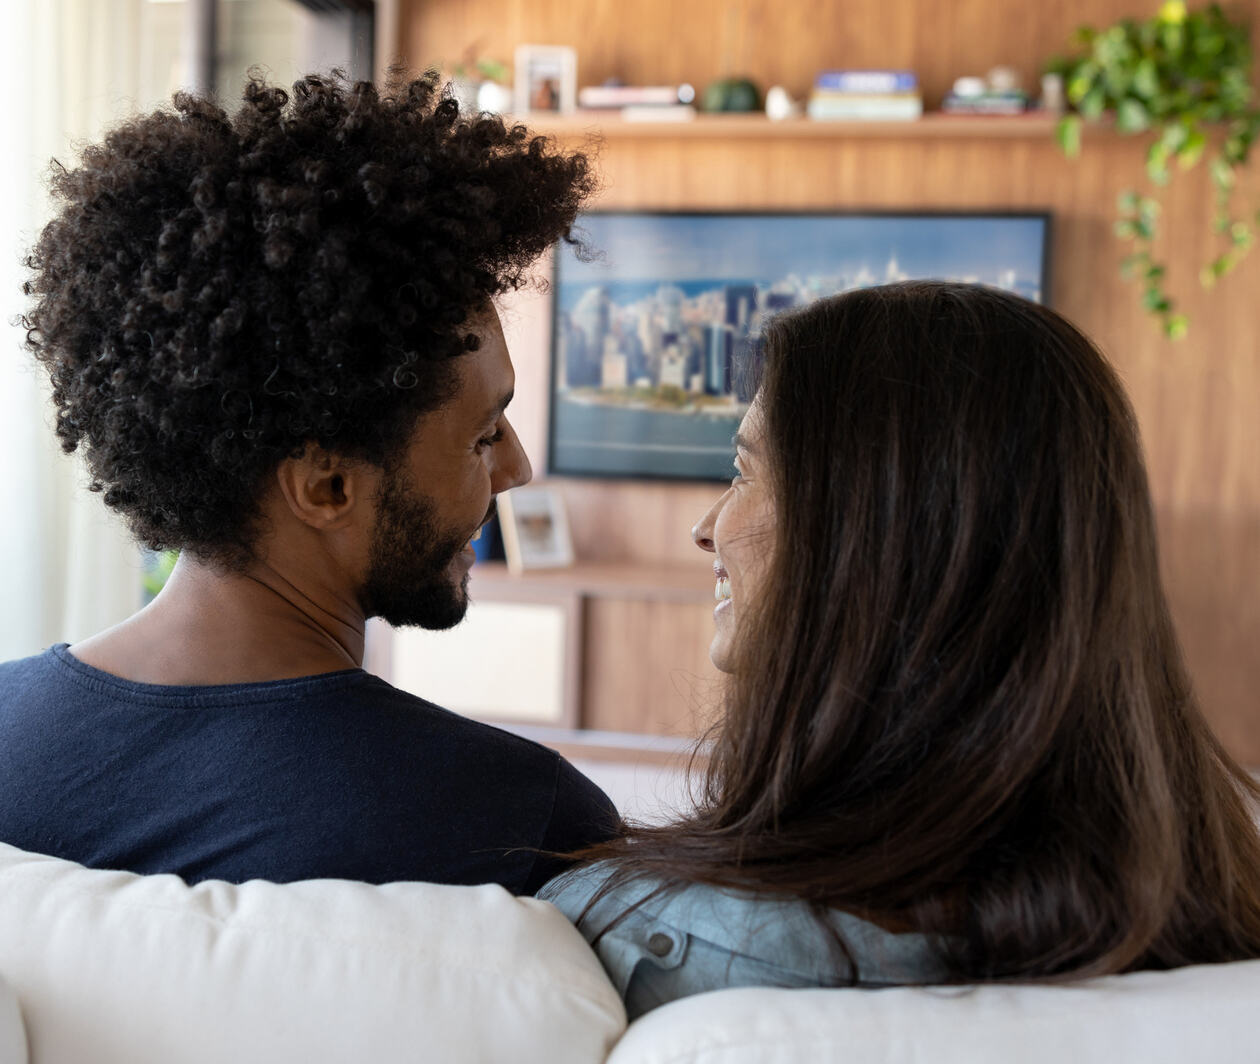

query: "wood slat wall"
(395, 0), (1260, 764)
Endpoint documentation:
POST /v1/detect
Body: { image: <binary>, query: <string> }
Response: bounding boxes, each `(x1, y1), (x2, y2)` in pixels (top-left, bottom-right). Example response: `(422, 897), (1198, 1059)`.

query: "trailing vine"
(1048, 1), (1260, 338)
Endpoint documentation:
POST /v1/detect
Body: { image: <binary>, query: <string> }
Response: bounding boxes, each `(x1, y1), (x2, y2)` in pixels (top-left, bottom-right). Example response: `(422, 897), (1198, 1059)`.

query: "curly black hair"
(22, 70), (595, 565)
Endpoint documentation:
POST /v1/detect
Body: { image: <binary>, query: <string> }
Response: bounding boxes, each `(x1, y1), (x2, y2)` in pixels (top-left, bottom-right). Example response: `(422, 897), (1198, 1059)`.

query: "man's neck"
(69, 553), (367, 686)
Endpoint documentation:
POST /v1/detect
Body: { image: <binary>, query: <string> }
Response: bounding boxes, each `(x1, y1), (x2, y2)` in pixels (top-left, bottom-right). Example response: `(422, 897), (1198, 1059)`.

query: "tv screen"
(549, 210), (1051, 482)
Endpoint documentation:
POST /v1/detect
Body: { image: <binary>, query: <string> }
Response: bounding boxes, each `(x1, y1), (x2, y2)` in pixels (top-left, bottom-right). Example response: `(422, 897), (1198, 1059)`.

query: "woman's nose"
(692, 496), (722, 553)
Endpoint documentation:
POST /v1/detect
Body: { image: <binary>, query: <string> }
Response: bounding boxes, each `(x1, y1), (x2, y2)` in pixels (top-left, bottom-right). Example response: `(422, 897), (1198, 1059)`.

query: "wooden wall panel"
(398, 1), (1260, 765)
(1158, 509), (1260, 759)
(581, 599), (722, 736)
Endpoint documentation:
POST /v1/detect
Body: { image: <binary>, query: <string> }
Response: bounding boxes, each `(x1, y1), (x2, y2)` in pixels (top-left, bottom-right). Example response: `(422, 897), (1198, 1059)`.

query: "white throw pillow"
(0, 973), (28, 1064)
(605, 960), (1260, 1064)
(0, 843), (625, 1064)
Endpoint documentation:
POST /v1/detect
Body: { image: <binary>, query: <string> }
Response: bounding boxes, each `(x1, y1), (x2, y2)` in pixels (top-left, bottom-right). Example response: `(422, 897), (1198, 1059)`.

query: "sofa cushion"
(604, 959), (1260, 1064)
(0, 973), (27, 1064)
(0, 842), (625, 1064)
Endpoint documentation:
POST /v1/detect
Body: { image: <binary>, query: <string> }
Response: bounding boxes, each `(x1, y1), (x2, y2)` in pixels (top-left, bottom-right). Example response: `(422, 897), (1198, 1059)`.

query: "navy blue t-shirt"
(0, 645), (618, 892)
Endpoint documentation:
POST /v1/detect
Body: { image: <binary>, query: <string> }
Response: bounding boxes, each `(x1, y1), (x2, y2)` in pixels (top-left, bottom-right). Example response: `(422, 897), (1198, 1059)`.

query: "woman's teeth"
(715, 577), (732, 601)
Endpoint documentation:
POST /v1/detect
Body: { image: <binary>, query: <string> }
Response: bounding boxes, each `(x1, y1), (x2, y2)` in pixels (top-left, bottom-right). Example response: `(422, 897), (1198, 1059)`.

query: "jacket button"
(647, 932), (673, 957)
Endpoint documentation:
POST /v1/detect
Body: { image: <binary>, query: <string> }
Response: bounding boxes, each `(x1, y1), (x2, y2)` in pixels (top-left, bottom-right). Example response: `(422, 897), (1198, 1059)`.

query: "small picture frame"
(513, 45), (577, 114)
(499, 486), (575, 573)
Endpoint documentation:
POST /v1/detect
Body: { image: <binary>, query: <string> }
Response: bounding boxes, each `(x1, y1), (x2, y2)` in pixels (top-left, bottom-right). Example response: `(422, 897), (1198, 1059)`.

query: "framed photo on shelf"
(499, 486), (575, 574)
(513, 44), (577, 114)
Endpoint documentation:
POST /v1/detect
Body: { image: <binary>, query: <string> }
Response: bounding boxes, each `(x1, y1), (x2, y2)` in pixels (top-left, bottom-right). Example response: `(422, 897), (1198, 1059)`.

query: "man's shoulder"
(0, 647), (56, 677)
(342, 675), (615, 813)
(360, 676), (618, 818)
(349, 673), (566, 759)
(0, 647), (62, 698)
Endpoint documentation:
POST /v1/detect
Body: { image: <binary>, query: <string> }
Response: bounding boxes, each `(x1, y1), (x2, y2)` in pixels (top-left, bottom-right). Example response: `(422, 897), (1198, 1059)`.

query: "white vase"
(477, 81), (514, 115)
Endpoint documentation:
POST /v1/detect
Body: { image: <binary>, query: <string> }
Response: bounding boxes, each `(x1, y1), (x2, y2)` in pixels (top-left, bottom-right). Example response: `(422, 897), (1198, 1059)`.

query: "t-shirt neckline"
(48, 643), (370, 707)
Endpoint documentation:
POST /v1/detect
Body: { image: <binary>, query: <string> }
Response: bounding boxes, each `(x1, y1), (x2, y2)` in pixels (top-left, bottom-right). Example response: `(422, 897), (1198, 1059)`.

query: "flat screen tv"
(548, 210), (1051, 482)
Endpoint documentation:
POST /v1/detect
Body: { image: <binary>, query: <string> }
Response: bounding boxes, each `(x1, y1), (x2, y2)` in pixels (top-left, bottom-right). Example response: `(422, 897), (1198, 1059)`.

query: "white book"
(807, 96), (923, 121)
(621, 104), (697, 122)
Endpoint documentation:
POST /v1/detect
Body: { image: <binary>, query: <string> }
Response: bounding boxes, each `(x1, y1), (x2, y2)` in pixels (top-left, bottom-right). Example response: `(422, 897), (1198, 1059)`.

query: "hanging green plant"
(1046, 1), (1260, 338)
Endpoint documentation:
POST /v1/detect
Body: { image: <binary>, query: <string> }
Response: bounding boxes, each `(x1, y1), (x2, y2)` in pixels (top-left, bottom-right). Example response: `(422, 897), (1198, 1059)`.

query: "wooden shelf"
(520, 111), (1064, 140)
(468, 559), (715, 605)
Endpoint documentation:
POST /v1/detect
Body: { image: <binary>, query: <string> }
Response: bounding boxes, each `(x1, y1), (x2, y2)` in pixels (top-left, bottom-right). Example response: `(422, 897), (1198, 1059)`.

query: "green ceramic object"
(702, 77), (762, 113)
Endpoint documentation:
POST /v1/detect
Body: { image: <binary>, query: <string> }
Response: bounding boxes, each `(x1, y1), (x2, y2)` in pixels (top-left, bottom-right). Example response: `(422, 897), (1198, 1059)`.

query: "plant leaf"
(1210, 157), (1237, 189)
(1120, 251), (1148, 277)
(1160, 122), (1189, 152)
(1133, 57), (1160, 98)
(1146, 141), (1171, 184)
(1158, 1), (1187, 25)
(1178, 128), (1207, 168)
(1080, 86), (1106, 120)
(1165, 314), (1189, 339)
(1117, 98), (1151, 132)
(1117, 189), (1141, 212)
(1056, 115), (1083, 157)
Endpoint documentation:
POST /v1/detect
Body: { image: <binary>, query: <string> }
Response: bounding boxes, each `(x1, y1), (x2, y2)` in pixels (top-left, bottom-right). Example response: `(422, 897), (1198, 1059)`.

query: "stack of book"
(577, 83), (697, 122)
(807, 70), (922, 121)
(940, 89), (1031, 115)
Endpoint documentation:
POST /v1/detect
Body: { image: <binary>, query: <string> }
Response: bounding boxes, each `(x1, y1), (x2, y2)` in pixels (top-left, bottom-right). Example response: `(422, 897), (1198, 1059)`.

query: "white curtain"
(0, 0), (187, 660)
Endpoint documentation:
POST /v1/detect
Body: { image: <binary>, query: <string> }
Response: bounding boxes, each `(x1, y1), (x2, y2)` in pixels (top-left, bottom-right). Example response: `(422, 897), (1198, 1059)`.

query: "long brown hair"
(581, 281), (1260, 979)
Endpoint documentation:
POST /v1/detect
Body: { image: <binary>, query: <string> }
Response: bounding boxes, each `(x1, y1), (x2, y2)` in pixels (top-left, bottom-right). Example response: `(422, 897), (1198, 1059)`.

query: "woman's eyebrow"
(732, 432), (758, 455)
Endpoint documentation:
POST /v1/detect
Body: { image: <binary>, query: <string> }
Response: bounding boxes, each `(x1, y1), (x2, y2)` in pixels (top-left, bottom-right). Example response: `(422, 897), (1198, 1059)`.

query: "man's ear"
(274, 444), (371, 531)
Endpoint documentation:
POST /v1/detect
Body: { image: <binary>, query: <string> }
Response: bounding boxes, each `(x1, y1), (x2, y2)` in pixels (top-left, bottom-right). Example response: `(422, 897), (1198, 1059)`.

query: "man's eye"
(477, 429), (505, 450)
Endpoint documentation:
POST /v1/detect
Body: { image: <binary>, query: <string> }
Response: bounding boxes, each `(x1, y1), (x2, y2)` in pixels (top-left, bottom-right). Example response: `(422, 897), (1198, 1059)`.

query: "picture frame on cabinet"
(499, 486), (575, 574)
(513, 44), (577, 114)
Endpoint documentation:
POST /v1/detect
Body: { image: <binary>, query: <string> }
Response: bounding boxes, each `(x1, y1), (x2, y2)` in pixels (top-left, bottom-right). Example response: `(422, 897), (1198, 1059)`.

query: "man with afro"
(0, 72), (617, 892)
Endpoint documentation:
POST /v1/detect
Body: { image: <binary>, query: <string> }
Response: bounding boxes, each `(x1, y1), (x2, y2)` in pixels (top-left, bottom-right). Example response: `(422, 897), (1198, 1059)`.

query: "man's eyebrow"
(480, 389), (514, 426)
(732, 432), (758, 455)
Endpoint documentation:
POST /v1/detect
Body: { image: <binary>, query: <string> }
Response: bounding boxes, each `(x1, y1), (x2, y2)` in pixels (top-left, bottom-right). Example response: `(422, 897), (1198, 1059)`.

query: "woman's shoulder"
(539, 862), (948, 988)
(538, 861), (636, 912)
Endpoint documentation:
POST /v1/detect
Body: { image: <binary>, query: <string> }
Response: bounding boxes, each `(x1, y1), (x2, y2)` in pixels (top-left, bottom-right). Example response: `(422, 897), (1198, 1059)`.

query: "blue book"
(815, 70), (918, 93)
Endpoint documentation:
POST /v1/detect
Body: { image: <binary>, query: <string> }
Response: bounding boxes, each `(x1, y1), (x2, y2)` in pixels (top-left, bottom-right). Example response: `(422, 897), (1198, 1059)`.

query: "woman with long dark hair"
(540, 281), (1260, 1020)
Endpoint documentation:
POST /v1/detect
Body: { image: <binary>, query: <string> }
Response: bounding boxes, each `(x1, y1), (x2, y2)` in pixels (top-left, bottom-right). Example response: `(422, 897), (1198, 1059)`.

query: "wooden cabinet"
(369, 561), (721, 762)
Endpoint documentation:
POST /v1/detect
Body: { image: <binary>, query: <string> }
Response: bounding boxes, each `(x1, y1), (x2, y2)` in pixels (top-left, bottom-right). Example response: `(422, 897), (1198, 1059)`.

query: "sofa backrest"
(0, 973), (27, 1064)
(0, 843), (625, 1064)
(604, 960), (1260, 1064)
(5, 840), (1259, 1064)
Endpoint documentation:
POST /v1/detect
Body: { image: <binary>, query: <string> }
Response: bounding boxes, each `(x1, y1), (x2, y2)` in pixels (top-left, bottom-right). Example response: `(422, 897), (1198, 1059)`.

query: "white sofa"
(1, 841), (1257, 1064)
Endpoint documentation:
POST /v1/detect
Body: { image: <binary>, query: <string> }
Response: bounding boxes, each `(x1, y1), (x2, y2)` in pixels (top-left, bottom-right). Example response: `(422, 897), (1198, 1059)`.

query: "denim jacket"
(538, 861), (949, 1020)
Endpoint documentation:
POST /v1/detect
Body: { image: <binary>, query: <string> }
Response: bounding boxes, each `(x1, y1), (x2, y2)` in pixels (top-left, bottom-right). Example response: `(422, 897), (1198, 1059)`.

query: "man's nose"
(493, 418), (531, 491)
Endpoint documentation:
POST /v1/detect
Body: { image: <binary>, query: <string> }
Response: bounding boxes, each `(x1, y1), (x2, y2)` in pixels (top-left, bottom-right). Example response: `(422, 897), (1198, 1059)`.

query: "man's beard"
(359, 466), (474, 630)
